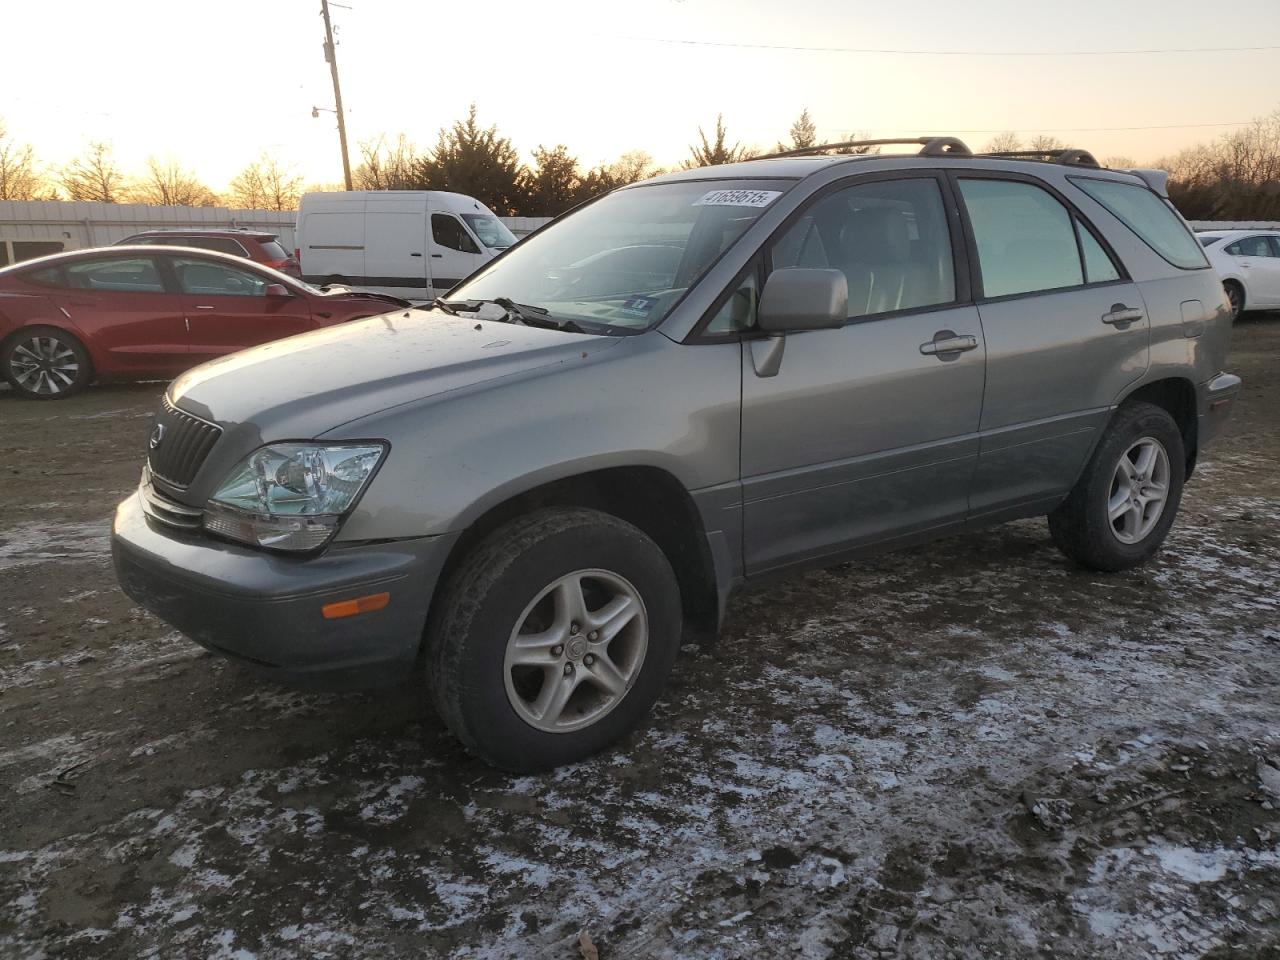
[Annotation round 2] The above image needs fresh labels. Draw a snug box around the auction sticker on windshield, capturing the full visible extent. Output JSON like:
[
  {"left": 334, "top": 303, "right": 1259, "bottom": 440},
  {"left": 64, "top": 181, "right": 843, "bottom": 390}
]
[{"left": 694, "top": 189, "right": 782, "bottom": 207}]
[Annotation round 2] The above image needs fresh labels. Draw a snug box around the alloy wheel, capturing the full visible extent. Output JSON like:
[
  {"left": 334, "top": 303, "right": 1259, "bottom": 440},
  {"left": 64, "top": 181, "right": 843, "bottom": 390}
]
[
  {"left": 7, "top": 335, "right": 81, "bottom": 396},
  {"left": 1107, "top": 436, "right": 1171, "bottom": 544},
  {"left": 503, "top": 568, "right": 649, "bottom": 733}
]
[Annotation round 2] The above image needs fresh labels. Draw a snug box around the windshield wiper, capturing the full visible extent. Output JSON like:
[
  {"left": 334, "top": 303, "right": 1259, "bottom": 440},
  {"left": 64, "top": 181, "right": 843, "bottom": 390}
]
[{"left": 438, "top": 297, "right": 586, "bottom": 334}]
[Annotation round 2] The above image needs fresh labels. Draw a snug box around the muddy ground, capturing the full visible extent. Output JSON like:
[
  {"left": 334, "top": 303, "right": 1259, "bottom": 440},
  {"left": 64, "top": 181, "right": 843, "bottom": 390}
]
[{"left": 1, "top": 319, "right": 1278, "bottom": 960}]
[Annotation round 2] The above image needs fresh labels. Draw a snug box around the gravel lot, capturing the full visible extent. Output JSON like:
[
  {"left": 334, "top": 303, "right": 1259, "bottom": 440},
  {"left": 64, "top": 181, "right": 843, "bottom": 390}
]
[{"left": 1, "top": 318, "right": 1278, "bottom": 959}]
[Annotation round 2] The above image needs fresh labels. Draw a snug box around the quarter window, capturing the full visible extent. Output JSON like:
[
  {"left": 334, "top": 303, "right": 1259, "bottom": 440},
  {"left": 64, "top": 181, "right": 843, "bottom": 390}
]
[
  {"left": 1071, "top": 177, "right": 1208, "bottom": 269},
  {"left": 65, "top": 257, "right": 164, "bottom": 293},
  {"left": 770, "top": 177, "right": 955, "bottom": 319},
  {"left": 1224, "top": 236, "right": 1277, "bottom": 258},
  {"left": 958, "top": 179, "right": 1083, "bottom": 298},
  {"left": 432, "top": 214, "right": 481, "bottom": 254},
  {"left": 706, "top": 268, "right": 759, "bottom": 334},
  {"left": 174, "top": 257, "right": 267, "bottom": 297},
  {"left": 1076, "top": 220, "right": 1121, "bottom": 283}
]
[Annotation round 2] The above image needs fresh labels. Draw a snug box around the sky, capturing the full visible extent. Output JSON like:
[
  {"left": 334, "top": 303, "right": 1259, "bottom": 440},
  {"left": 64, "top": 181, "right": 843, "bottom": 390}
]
[{"left": 4, "top": 0, "right": 1279, "bottom": 191}]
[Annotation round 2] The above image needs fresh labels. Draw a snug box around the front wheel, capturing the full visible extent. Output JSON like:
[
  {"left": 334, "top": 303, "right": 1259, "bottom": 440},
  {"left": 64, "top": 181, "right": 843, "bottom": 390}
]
[
  {"left": 2, "top": 326, "right": 92, "bottom": 399},
  {"left": 426, "top": 508, "right": 682, "bottom": 771},
  {"left": 1049, "top": 402, "right": 1185, "bottom": 572}
]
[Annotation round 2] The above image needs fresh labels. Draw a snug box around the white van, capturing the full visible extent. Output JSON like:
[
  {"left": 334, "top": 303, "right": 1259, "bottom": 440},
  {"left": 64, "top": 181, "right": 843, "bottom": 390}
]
[{"left": 295, "top": 191, "right": 517, "bottom": 299}]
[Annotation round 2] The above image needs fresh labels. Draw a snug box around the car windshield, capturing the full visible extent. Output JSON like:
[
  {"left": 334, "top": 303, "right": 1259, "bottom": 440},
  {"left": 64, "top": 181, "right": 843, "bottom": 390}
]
[
  {"left": 449, "top": 180, "right": 791, "bottom": 332},
  {"left": 461, "top": 214, "right": 517, "bottom": 250},
  {"left": 1198, "top": 235, "right": 1222, "bottom": 247}
]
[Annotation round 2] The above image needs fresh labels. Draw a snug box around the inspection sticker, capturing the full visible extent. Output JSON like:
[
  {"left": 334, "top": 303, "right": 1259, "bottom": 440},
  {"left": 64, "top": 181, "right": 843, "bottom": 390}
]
[
  {"left": 618, "top": 295, "right": 658, "bottom": 316},
  {"left": 694, "top": 188, "right": 782, "bottom": 208}
]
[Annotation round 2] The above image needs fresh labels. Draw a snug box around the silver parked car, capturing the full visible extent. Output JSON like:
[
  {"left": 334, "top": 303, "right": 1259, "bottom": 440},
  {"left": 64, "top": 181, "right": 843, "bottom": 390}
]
[{"left": 113, "top": 138, "right": 1241, "bottom": 771}]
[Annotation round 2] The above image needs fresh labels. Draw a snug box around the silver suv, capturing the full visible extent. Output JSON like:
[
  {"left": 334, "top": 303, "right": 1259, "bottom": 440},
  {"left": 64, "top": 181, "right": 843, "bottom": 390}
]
[{"left": 112, "top": 138, "right": 1241, "bottom": 771}]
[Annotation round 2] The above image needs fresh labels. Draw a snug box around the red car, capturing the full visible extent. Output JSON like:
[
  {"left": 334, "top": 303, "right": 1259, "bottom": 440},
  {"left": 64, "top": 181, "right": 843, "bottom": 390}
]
[
  {"left": 0, "top": 246, "right": 408, "bottom": 399},
  {"left": 117, "top": 229, "right": 302, "bottom": 278}
]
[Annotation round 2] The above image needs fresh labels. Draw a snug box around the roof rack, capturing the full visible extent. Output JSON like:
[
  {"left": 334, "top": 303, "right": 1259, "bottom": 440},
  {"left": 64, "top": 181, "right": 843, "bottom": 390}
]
[
  {"left": 757, "top": 136, "right": 974, "bottom": 160},
  {"left": 978, "top": 148, "right": 1101, "bottom": 168}
]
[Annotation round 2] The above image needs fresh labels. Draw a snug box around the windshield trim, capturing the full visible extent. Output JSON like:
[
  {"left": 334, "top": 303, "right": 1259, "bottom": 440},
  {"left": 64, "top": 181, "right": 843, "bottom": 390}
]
[{"left": 448, "top": 176, "right": 800, "bottom": 335}]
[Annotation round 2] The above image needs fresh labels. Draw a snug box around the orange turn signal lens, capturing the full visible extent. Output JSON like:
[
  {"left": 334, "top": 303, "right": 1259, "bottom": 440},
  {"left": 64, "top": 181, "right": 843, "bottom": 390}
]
[{"left": 321, "top": 592, "right": 391, "bottom": 620}]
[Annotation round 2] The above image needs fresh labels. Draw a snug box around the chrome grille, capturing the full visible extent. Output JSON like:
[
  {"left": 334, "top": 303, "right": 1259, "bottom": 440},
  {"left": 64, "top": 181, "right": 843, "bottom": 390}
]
[
  {"left": 147, "top": 396, "right": 221, "bottom": 488},
  {"left": 139, "top": 467, "right": 204, "bottom": 532}
]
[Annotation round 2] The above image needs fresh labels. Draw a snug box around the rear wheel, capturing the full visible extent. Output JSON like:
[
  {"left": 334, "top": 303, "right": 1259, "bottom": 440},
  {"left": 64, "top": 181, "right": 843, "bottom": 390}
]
[
  {"left": 426, "top": 508, "right": 682, "bottom": 771},
  {"left": 1224, "top": 280, "right": 1244, "bottom": 321},
  {"left": 1049, "top": 402, "right": 1185, "bottom": 571},
  {"left": 2, "top": 326, "right": 92, "bottom": 399}
]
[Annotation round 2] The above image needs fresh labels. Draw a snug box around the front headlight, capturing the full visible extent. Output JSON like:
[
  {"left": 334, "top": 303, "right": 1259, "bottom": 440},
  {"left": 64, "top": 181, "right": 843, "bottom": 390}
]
[{"left": 203, "top": 442, "right": 387, "bottom": 552}]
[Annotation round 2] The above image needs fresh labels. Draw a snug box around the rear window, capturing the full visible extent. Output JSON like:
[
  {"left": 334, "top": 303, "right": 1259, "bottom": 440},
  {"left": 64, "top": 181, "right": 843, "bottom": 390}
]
[
  {"left": 1071, "top": 177, "right": 1208, "bottom": 269},
  {"left": 1197, "top": 235, "right": 1222, "bottom": 247},
  {"left": 258, "top": 239, "right": 289, "bottom": 260}
]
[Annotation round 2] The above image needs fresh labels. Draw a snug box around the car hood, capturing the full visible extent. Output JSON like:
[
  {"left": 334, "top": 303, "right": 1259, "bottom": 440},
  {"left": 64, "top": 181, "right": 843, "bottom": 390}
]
[{"left": 168, "top": 308, "right": 622, "bottom": 438}]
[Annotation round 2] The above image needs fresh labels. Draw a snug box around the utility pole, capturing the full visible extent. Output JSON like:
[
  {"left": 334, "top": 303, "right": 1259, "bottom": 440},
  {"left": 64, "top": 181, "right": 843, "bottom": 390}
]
[{"left": 320, "top": 0, "right": 353, "bottom": 190}]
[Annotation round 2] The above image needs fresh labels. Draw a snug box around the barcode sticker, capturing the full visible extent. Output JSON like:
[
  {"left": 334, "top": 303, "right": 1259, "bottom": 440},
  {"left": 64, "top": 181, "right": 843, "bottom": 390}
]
[{"left": 694, "top": 189, "right": 782, "bottom": 208}]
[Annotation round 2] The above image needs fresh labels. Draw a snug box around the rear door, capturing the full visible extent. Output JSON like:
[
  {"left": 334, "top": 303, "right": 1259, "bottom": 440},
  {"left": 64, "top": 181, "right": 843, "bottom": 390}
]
[
  {"left": 49, "top": 255, "right": 188, "bottom": 375},
  {"left": 739, "top": 174, "right": 986, "bottom": 574},
  {"left": 363, "top": 210, "right": 429, "bottom": 297},
  {"left": 428, "top": 212, "right": 486, "bottom": 297},
  {"left": 952, "top": 173, "right": 1148, "bottom": 517},
  {"left": 170, "top": 255, "right": 314, "bottom": 361}
]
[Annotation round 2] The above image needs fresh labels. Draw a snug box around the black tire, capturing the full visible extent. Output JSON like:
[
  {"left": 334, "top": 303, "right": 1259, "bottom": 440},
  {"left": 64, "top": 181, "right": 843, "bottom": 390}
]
[
  {"left": 1049, "top": 401, "right": 1186, "bottom": 572},
  {"left": 1224, "top": 281, "right": 1244, "bottom": 321},
  {"left": 2, "top": 325, "right": 93, "bottom": 400},
  {"left": 426, "top": 507, "right": 682, "bottom": 772}
]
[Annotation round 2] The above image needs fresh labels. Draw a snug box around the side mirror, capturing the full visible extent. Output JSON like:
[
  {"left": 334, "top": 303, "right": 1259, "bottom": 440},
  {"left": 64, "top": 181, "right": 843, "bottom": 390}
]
[
  {"left": 264, "top": 283, "right": 292, "bottom": 298},
  {"left": 757, "top": 268, "right": 848, "bottom": 333}
]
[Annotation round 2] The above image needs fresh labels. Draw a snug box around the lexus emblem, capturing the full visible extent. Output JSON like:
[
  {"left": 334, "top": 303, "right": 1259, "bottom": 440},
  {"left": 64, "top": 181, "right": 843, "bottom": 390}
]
[{"left": 149, "top": 424, "right": 166, "bottom": 449}]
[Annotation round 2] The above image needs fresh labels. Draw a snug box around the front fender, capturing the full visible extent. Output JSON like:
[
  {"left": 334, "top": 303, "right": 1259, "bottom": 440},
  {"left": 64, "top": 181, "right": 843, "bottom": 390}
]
[{"left": 325, "top": 331, "right": 744, "bottom": 542}]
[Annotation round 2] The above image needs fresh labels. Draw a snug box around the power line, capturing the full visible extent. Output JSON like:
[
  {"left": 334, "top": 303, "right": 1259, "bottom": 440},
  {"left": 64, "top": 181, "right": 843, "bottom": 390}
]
[
  {"left": 611, "top": 34, "right": 1280, "bottom": 57},
  {"left": 821, "top": 121, "right": 1255, "bottom": 135}
]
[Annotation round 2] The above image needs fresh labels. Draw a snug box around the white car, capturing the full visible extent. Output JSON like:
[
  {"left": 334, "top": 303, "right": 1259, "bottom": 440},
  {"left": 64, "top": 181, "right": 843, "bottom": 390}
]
[{"left": 1197, "top": 229, "right": 1280, "bottom": 319}]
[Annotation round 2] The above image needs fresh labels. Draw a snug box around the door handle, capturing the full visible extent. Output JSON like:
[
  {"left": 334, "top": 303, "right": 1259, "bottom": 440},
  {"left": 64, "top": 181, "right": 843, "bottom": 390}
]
[
  {"left": 431, "top": 253, "right": 443, "bottom": 258},
  {"left": 194, "top": 305, "right": 215, "bottom": 310},
  {"left": 919, "top": 331, "right": 978, "bottom": 358},
  {"left": 1101, "top": 304, "right": 1143, "bottom": 326},
  {"left": 410, "top": 252, "right": 423, "bottom": 257}
]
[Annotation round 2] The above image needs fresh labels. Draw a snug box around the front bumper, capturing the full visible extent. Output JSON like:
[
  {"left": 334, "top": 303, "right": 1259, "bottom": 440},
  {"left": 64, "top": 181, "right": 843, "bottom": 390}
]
[{"left": 112, "top": 490, "right": 457, "bottom": 689}]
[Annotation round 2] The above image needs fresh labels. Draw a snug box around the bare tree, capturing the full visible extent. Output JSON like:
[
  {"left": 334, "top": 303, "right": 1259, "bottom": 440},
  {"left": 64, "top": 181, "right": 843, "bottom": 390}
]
[
  {"left": 1028, "top": 134, "right": 1067, "bottom": 152},
  {"left": 354, "top": 134, "right": 420, "bottom": 191},
  {"left": 685, "top": 115, "right": 754, "bottom": 168},
  {"left": 129, "top": 157, "right": 219, "bottom": 207},
  {"left": 981, "top": 132, "right": 1023, "bottom": 153},
  {"left": 60, "top": 141, "right": 125, "bottom": 202},
  {"left": 228, "top": 152, "right": 304, "bottom": 210},
  {"left": 0, "top": 120, "right": 45, "bottom": 200},
  {"left": 1102, "top": 155, "right": 1137, "bottom": 170},
  {"left": 609, "top": 150, "right": 659, "bottom": 184}
]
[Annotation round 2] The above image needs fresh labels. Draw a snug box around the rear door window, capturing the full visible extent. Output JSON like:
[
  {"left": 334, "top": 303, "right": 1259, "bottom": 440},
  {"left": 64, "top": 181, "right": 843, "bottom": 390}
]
[
  {"left": 173, "top": 257, "right": 267, "bottom": 296},
  {"left": 958, "top": 179, "right": 1083, "bottom": 297},
  {"left": 1070, "top": 177, "right": 1208, "bottom": 269},
  {"left": 65, "top": 257, "right": 165, "bottom": 292}
]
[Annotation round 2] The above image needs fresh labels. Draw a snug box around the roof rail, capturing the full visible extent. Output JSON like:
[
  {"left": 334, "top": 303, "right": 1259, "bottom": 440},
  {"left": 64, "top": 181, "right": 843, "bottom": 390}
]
[
  {"left": 756, "top": 136, "right": 973, "bottom": 161},
  {"left": 979, "top": 148, "right": 1101, "bottom": 169}
]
